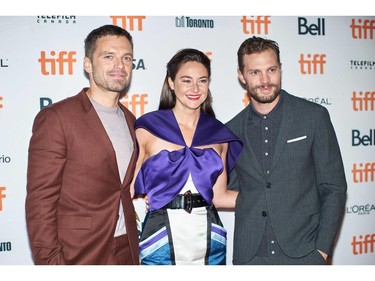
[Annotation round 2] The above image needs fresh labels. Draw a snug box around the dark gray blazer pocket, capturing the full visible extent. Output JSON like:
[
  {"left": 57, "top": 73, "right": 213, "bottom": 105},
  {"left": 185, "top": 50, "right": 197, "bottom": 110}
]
[
  {"left": 58, "top": 215, "right": 92, "bottom": 230},
  {"left": 287, "top": 135, "right": 307, "bottom": 144}
]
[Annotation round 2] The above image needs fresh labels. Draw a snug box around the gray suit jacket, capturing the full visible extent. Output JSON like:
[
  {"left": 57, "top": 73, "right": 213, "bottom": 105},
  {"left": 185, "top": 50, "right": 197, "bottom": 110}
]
[{"left": 226, "top": 90, "right": 347, "bottom": 264}]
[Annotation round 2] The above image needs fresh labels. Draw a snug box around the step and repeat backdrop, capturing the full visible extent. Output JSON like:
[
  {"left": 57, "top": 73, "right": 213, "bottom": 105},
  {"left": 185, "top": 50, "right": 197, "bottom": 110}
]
[{"left": 0, "top": 15, "right": 374, "bottom": 265}]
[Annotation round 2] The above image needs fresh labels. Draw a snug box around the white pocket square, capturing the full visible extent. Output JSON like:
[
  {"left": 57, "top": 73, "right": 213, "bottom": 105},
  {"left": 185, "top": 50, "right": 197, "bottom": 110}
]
[{"left": 287, "top": 136, "right": 307, "bottom": 143}]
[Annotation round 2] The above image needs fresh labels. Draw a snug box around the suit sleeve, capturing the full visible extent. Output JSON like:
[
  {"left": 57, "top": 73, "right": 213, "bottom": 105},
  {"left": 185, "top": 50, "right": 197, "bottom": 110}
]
[
  {"left": 313, "top": 106, "right": 347, "bottom": 257},
  {"left": 25, "top": 108, "right": 67, "bottom": 265},
  {"left": 225, "top": 119, "right": 241, "bottom": 192},
  {"left": 227, "top": 167, "right": 240, "bottom": 191}
]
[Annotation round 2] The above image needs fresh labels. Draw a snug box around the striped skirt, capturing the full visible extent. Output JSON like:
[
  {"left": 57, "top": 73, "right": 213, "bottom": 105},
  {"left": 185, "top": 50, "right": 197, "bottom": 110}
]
[{"left": 139, "top": 205, "right": 227, "bottom": 265}]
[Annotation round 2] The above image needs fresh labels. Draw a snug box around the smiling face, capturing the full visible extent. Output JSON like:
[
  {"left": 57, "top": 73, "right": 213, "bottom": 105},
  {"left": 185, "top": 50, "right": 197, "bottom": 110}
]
[
  {"left": 238, "top": 49, "right": 282, "bottom": 109},
  {"left": 168, "top": 61, "right": 209, "bottom": 111},
  {"left": 84, "top": 35, "right": 133, "bottom": 94}
]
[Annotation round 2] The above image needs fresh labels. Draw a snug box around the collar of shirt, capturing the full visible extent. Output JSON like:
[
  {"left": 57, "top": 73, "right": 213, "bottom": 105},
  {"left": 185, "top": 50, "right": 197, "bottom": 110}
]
[{"left": 247, "top": 93, "right": 284, "bottom": 127}]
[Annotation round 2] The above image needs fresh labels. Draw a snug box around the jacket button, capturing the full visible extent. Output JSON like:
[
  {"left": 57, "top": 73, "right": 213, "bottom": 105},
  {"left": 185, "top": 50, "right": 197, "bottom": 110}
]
[
  {"left": 262, "top": 211, "right": 267, "bottom": 217},
  {"left": 266, "top": 182, "right": 272, "bottom": 189}
]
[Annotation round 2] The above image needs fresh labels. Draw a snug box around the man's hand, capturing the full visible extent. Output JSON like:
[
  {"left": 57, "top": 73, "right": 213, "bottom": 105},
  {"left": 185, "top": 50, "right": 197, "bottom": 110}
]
[{"left": 318, "top": 249, "right": 328, "bottom": 261}]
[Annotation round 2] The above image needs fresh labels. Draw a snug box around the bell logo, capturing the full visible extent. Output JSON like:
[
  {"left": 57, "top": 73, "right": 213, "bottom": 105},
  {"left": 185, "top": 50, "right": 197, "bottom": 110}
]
[
  {"left": 0, "top": 186, "right": 6, "bottom": 211},
  {"left": 298, "top": 17, "right": 325, "bottom": 36},
  {"left": 241, "top": 16, "right": 271, "bottom": 35},
  {"left": 352, "top": 129, "right": 375, "bottom": 146},
  {"left": 38, "top": 51, "right": 76, "bottom": 75}
]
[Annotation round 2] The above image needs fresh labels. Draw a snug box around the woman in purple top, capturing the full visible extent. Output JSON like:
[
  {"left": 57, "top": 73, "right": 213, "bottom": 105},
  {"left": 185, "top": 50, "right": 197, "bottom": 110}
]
[{"left": 131, "top": 48, "right": 243, "bottom": 265}]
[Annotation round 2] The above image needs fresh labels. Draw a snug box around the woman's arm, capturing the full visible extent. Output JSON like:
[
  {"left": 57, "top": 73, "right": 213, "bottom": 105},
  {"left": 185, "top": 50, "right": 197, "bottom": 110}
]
[{"left": 212, "top": 142, "right": 239, "bottom": 209}]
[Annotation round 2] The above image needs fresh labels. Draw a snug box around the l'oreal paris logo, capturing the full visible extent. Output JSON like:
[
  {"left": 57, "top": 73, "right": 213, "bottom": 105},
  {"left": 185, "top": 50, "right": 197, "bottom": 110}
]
[
  {"left": 303, "top": 97, "right": 332, "bottom": 106},
  {"left": 347, "top": 204, "right": 375, "bottom": 215}
]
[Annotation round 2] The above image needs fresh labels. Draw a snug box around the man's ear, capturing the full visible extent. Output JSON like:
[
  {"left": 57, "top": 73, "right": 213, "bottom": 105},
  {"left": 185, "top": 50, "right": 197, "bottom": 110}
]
[
  {"left": 83, "top": 57, "right": 92, "bottom": 74},
  {"left": 237, "top": 69, "right": 246, "bottom": 85}
]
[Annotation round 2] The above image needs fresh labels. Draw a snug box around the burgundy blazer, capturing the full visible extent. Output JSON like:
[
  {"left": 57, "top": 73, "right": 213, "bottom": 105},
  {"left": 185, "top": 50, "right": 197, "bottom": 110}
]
[{"left": 25, "top": 88, "right": 139, "bottom": 264}]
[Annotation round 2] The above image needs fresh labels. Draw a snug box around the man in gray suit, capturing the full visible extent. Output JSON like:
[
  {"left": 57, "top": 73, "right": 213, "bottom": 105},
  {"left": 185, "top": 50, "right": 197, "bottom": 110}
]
[{"left": 226, "top": 36, "right": 347, "bottom": 265}]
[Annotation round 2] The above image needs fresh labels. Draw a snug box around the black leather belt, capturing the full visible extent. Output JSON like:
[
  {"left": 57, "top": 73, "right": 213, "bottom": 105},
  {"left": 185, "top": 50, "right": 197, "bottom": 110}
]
[{"left": 162, "top": 190, "right": 209, "bottom": 213}]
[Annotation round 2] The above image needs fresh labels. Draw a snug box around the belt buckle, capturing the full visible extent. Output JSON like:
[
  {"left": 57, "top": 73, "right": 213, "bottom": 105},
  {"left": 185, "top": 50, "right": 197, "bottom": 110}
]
[{"left": 183, "top": 190, "right": 192, "bottom": 213}]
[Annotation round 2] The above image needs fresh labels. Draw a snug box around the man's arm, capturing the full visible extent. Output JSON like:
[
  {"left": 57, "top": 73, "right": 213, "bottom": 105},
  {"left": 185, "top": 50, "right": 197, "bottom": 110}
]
[
  {"left": 25, "top": 108, "right": 67, "bottom": 265},
  {"left": 313, "top": 107, "right": 347, "bottom": 257}
]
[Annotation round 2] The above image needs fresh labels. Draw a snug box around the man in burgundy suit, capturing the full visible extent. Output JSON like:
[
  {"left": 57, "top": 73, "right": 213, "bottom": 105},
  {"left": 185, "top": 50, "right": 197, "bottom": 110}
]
[{"left": 25, "top": 25, "right": 139, "bottom": 265}]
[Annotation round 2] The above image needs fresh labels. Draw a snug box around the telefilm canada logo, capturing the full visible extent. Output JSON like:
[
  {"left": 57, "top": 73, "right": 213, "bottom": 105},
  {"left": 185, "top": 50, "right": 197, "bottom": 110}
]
[
  {"left": 175, "top": 16, "right": 214, "bottom": 28},
  {"left": 350, "top": 60, "right": 375, "bottom": 70},
  {"left": 36, "top": 16, "right": 77, "bottom": 24}
]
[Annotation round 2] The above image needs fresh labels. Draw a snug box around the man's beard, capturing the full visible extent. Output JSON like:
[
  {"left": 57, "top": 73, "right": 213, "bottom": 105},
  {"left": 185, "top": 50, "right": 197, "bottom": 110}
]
[
  {"left": 92, "top": 69, "right": 131, "bottom": 94},
  {"left": 247, "top": 83, "right": 281, "bottom": 104}
]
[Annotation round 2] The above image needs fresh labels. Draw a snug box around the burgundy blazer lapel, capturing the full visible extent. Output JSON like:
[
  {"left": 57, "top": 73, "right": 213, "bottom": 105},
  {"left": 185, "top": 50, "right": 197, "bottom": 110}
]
[
  {"left": 78, "top": 89, "right": 120, "bottom": 182},
  {"left": 118, "top": 103, "right": 139, "bottom": 264},
  {"left": 119, "top": 103, "right": 137, "bottom": 188}
]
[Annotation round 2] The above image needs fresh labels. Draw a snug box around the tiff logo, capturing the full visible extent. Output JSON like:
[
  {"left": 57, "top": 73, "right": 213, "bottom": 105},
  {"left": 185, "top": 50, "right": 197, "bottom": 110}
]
[
  {"left": 0, "top": 96, "right": 3, "bottom": 109},
  {"left": 352, "top": 233, "right": 375, "bottom": 255},
  {"left": 351, "top": 18, "right": 375, "bottom": 39},
  {"left": 38, "top": 51, "right": 76, "bottom": 75},
  {"left": 0, "top": 186, "right": 6, "bottom": 211},
  {"left": 241, "top": 16, "right": 271, "bottom": 35},
  {"left": 110, "top": 16, "right": 146, "bottom": 31},
  {"left": 40, "top": 94, "right": 149, "bottom": 115},
  {"left": 299, "top": 54, "right": 326, "bottom": 74},
  {"left": 352, "top": 91, "right": 375, "bottom": 111},
  {"left": 352, "top": 162, "right": 375, "bottom": 183},
  {"left": 243, "top": 92, "right": 250, "bottom": 108},
  {"left": 120, "top": 93, "right": 148, "bottom": 117}
]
